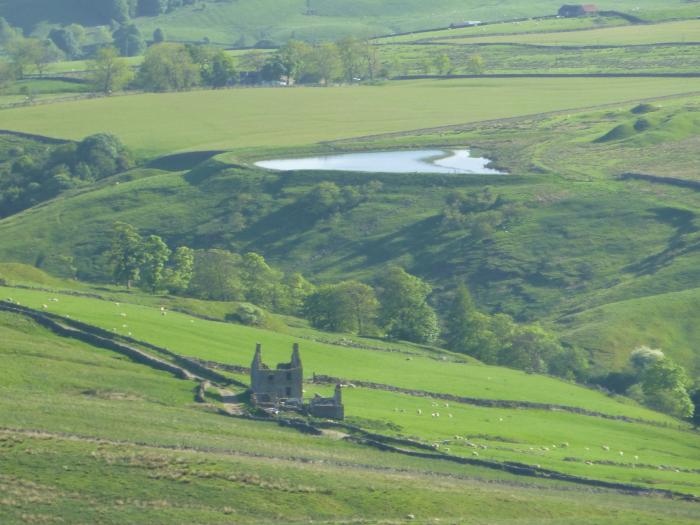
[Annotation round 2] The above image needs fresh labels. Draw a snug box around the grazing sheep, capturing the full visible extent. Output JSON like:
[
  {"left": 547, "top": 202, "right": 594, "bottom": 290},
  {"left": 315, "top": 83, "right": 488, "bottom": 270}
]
[
  {"left": 42, "top": 304, "right": 48, "bottom": 309},
  {"left": 417, "top": 409, "right": 422, "bottom": 415},
  {"left": 448, "top": 413, "right": 453, "bottom": 418},
  {"left": 619, "top": 451, "right": 624, "bottom": 456},
  {"left": 120, "top": 313, "right": 127, "bottom": 317},
  {"left": 602, "top": 445, "right": 610, "bottom": 451},
  {"left": 472, "top": 451, "right": 479, "bottom": 456}
]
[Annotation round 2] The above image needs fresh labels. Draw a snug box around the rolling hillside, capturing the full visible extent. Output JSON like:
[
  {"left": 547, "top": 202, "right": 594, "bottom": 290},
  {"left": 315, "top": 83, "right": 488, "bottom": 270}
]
[
  {"left": 1, "top": 268, "right": 699, "bottom": 506},
  {"left": 2, "top": 3, "right": 700, "bottom": 523},
  {"left": 2, "top": 0, "right": 700, "bottom": 44},
  {"left": 2, "top": 93, "right": 700, "bottom": 374},
  {"left": 3, "top": 304, "right": 699, "bottom": 524}
]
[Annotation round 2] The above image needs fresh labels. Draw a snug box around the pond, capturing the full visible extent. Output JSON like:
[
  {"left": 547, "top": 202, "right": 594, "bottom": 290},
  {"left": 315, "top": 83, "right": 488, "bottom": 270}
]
[{"left": 254, "top": 149, "right": 504, "bottom": 174}]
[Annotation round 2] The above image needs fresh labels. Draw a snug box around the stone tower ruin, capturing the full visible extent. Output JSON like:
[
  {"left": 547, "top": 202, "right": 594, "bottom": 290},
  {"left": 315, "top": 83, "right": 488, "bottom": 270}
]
[{"left": 250, "top": 342, "right": 303, "bottom": 405}]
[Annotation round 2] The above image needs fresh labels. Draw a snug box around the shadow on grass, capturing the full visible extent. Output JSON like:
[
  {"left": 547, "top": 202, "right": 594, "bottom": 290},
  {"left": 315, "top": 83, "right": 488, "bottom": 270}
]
[
  {"left": 626, "top": 207, "right": 700, "bottom": 276},
  {"left": 148, "top": 151, "right": 226, "bottom": 172}
]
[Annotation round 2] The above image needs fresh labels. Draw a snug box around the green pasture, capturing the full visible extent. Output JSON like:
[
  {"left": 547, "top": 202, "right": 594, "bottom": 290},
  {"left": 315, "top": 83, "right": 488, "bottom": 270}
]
[
  {"left": 43, "top": 50, "right": 270, "bottom": 76},
  {"left": 377, "top": 15, "right": 629, "bottom": 44},
  {"left": 1, "top": 78, "right": 699, "bottom": 157},
  {"left": 1, "top": 79, "right": 90, "bottom": 96},
  {"left": 1, "top": 285, "right": 678, "bottom": 424},
  {"left": 381, "top": 42, "right": 700, "bottom": 75},
  {"left": 438, "top": 19, "right": 700, "bottom": 46},
  {"left": 340, "top": 388, "right": 700, "bottom": 494},
  {"left": 2, "top": 311, "right": 698, "bottom": 524}
]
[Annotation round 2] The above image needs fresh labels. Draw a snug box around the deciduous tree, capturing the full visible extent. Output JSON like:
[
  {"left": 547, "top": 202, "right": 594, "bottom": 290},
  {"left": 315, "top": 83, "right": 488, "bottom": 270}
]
[
  {"left": 108, "top": 222, "right": 144, "bottom": 288},
  {"left": 138, "top": 43, "right": 200, "bottom": 91},
  {"left": 90, "top": 46, "right": 133, "bottom": 94},
  {"left": 139, "top": 235, "right": 171, "bottom": 291}
]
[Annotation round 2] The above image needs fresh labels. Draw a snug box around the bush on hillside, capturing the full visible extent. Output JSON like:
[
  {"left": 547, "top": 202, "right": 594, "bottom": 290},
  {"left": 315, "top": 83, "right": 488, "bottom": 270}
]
[{"left": 0, "top": 133, "right": 133, "bottom": 217}]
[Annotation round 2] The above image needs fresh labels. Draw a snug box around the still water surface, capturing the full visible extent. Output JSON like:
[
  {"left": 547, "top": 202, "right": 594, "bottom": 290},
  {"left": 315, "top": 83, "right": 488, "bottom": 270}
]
[{"left": 255, "top": 149, "right": 503, "bottom": 174}]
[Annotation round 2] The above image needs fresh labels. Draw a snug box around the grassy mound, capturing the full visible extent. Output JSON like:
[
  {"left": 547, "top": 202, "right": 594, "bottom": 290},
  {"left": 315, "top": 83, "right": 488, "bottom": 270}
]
[
  {"left": 595, "top": 122, "right": 637, "bottom": 142},
  {"left": 631, "top": 103, "right": 661, "bottom": 114}
]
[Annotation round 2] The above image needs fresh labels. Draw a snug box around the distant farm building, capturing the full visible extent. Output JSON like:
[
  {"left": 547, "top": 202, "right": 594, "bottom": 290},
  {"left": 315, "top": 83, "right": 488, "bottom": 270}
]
[
  {"left": 558, "top": 4, "right": 598, "bottom": 17},
  {"left": 250, "top": 343, "right": 344, "bottom": 419}
]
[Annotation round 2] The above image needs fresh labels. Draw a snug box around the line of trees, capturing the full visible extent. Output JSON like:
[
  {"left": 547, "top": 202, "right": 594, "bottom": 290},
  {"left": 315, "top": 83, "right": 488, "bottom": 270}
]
[
  {"left": 258, "top": 38, "right": 383, "bottom": 85},
  {"left": 106, "top": 222, "right": 697, "bottom": 419},
  {"left": 304, "top": 267, "right": 440, "bottom": 344}
]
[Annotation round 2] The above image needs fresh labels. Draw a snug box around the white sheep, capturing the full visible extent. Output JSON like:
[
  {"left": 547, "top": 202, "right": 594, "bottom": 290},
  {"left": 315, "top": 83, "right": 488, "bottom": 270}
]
[{"left": 416, "top": 409, "right": 422, "bottom": 415}]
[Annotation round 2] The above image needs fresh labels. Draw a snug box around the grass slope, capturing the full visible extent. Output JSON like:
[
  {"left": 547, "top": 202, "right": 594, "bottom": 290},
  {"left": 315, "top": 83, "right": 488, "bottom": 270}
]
[
  {"left": 2, "top": 283, "right": 700, "bottom": 496},
  {"left": 1, "top": 78, "right": 699, "bottom": 157},
  {"left": 2, "top": 310, "right": 699, "bottom": 523},
  {"left": 436, "top": 19, "right": 700, "bottom": 45}
]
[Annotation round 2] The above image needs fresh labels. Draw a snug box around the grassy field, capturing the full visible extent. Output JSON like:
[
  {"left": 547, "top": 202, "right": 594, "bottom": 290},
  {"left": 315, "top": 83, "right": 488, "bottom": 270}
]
[
  {"left": 437, "top": 19, "right": 700, "bottom": 46},
  {"left": 2, "top": 310, "right": 699, "bottom": 523},
  {"left": 381, "top": 42, "right": 700, "bottom": 75},
  {"left": 1, "top": 78, "right": 699, "bottom": 157},
  {"left": 376, "top": 15, "right": 631, "bottom": 44}
]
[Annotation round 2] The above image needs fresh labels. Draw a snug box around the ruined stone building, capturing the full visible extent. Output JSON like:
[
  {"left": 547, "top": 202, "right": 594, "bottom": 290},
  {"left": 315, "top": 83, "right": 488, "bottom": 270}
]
[
  {"left": 250, "top": 343, "right": 303, "bottom": 404},
  {"left": 249, "top": 343, "right": 344, "bottom": 419}
]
